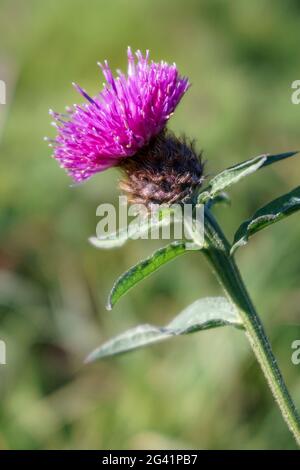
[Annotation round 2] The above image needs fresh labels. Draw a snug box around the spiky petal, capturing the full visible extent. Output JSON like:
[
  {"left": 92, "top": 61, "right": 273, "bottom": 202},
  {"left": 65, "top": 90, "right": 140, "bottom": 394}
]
[{"left": 48, "top": 48, "right": 190, "bottom": 182}]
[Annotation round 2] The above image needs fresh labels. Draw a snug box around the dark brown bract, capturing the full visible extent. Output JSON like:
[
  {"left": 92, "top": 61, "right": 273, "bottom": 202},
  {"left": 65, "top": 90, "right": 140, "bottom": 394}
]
[{"left": 119, "top": 130, "right": 204, "bottom": 207}]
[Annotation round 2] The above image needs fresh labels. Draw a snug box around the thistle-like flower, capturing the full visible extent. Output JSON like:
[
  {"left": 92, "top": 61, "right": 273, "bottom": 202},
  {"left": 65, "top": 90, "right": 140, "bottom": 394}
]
[{"left": 48, "top": 48, "right": 203, "bottom": 205}]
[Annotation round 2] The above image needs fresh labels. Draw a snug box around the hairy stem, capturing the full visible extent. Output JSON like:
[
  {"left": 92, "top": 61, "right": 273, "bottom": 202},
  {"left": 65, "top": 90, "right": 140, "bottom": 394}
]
[{"left": 202, "top": 207, "right": 300, "bottom": 445}]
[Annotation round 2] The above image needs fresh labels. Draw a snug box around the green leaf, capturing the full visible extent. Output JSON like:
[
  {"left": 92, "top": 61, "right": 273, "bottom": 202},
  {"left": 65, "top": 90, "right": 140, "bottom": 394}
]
[
  {"left": 85, "top": 297, "right": 243, "bottom": 362},
  {"left": 231, "top": 186, "right": 300, "bottom": 255},
  {"left": 167, "top": 296, "right": 243, "bottom": 332},
  {"left": 89, "top": 208, "right": 174, "bottom": 249},
  {"left": 199, "top": 151, "right": 298, "bottom": 203},
  {"left": 107, "top": 241, "right": 196, "bottom": 310}
]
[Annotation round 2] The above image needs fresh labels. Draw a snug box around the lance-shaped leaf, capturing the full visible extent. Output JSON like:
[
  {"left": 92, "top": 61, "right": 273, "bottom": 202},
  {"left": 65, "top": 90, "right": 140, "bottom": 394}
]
[
  {"left": 107, "top": 241, "right": 197, "bottom": 310},
  {"left": 198, "top": 151, "right": 298, "bottom": 203},
  {"left": 86, "top": 297, "right": 243, "bottom": 362},
  {"left": 89, "top": 207, "right": 174, "bottom": 249},
  {"left": 231, "top": 186, "right": 300, "bottom": 255}
]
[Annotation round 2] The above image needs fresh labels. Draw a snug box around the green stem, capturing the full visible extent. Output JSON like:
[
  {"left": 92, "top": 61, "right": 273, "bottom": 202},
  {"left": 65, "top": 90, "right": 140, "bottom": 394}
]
[{"left": 202, "top": 207, "right": 300, "bottom": 445}]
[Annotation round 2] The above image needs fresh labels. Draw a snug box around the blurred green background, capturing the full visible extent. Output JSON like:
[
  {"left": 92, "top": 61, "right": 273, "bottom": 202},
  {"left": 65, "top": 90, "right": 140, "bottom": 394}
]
[{"left": 0, "top": 0, "right": 300, "bottom": 450}]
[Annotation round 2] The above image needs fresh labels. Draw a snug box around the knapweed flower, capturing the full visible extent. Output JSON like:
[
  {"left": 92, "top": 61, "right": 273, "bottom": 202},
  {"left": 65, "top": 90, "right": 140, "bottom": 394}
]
[{"left": 48, "top": 48, "right": 203, "bottom": 206}]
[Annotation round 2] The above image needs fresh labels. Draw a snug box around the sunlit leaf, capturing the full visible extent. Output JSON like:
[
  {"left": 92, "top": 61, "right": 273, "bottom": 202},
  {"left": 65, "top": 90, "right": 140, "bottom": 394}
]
[
  {"left": 167, "top": 296, "right": 243, "bottom": 332},
  {"left": 199, "top": 151, "right": 298, "bottom": 203},
  {"left": 107, "top": 241, "right": 197, "bottom": 310},
  {"left": 86, "top": 297, "right": 243, "bottom": 362},
  {"left": 231, "top": 186, "right": 300, "bottom": 255}
]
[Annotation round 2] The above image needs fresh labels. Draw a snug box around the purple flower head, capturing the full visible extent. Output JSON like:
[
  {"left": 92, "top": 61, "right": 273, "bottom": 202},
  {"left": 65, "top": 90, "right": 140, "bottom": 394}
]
[{"left": 48, "top": 47, "right": 190, "bottom": 182}]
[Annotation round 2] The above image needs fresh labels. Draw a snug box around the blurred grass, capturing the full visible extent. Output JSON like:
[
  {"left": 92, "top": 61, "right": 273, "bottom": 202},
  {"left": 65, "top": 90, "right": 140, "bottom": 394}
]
[{"left": 0, "top": 0, "right": 300, "bottom": 449}]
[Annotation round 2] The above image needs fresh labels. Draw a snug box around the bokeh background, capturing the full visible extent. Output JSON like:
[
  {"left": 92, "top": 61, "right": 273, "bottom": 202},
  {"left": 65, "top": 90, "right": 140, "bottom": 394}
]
[{"left": 0, "top": 0, "right": 300, "bottom": 450}]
